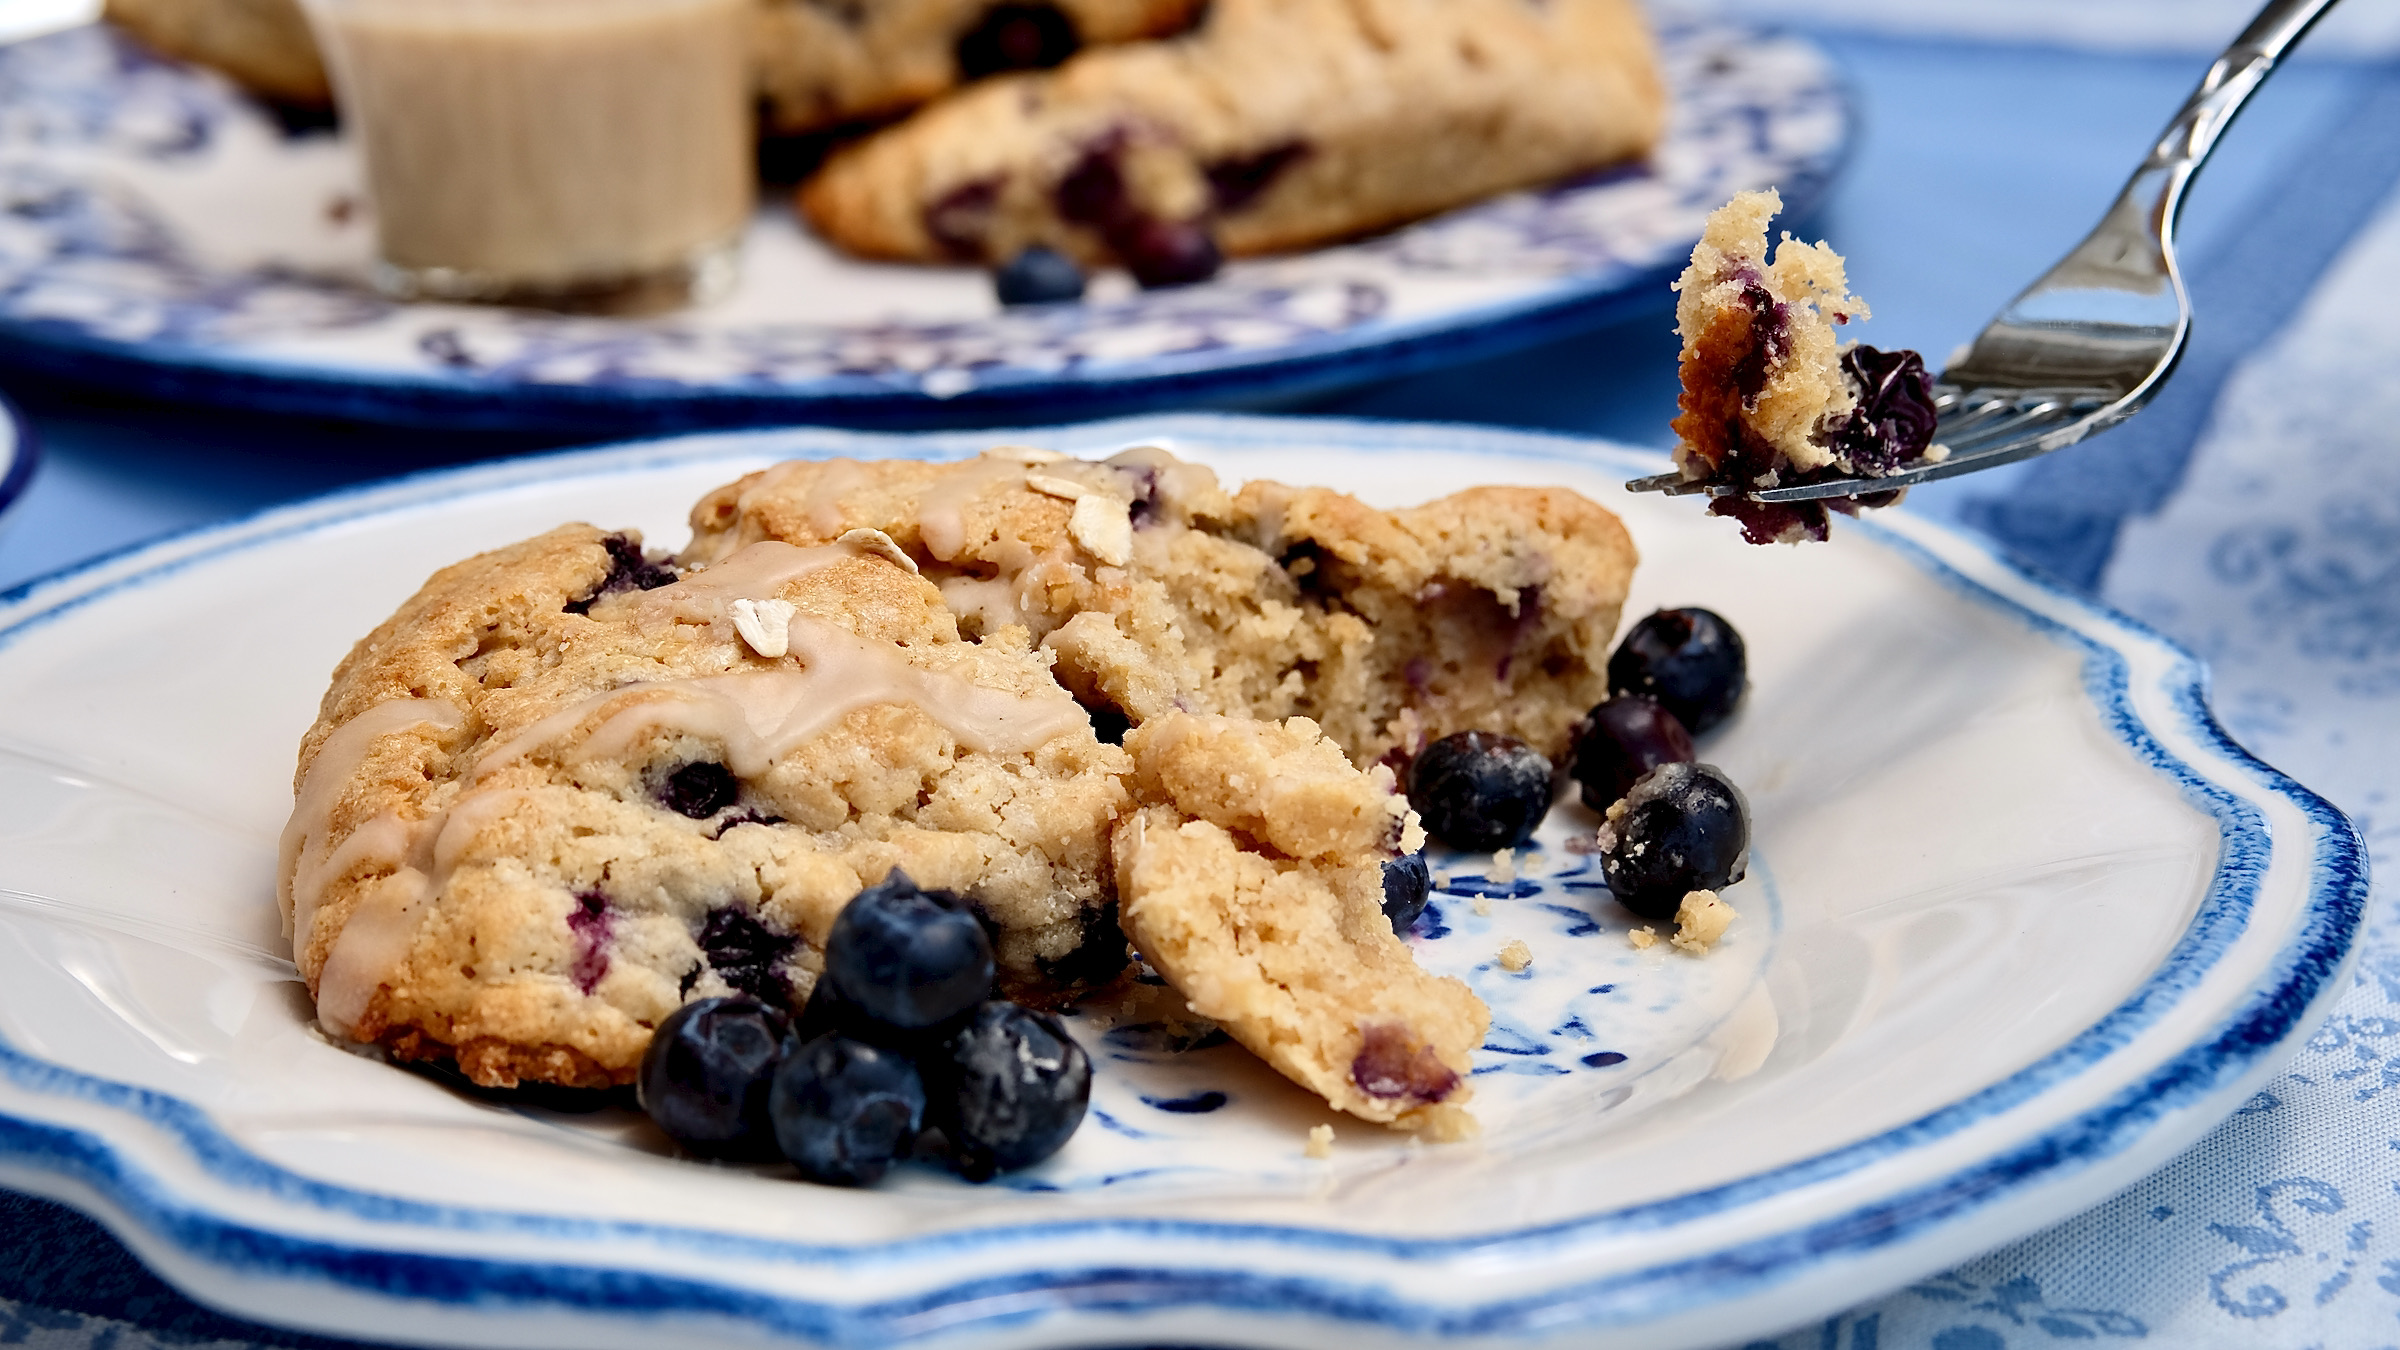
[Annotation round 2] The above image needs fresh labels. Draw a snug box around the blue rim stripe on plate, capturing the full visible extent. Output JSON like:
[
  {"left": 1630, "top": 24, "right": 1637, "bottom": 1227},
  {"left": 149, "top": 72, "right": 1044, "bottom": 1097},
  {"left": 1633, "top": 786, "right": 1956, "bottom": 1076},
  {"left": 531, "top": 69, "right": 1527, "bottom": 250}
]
[{"left": 0, "top": 415, "right": 2364, "bottom": 1340}]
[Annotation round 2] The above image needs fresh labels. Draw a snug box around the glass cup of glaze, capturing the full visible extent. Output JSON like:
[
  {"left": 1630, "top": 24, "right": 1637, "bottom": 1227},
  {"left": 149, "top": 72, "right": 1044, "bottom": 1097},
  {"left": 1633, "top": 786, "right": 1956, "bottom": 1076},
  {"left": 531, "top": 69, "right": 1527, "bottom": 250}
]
[{"left": 301, "top": 0, "right": 753, "bottom": 312}]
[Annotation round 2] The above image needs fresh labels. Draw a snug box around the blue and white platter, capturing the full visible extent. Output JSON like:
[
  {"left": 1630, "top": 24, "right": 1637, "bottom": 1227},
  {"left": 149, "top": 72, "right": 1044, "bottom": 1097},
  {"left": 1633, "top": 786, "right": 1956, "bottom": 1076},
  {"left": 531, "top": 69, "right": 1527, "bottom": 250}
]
[
  {"left": 0, "top": 415, "right": 2362, "bottom": 1349},
  {"left": 0, "top": 21, "right": 1848, "bottom": 434}
]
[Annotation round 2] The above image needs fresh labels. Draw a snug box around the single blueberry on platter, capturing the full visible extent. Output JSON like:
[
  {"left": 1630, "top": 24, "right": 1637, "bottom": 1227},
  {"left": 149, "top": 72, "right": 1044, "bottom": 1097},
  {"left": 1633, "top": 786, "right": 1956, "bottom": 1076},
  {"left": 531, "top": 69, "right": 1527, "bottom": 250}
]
[
  {"left": 636, "top": 996, "right": 790, "bottom": 1160},
  {"left": 1569, "top": 695, "right": 1696, "bottom": 811},
  {"left": 822, "top": 870, "right": 996, "bottom": 1030},
  {"left": 1409, "top": 730, "right": 1554, "bottom": 852},
  {"left": 1382, "top": 852, "right": 1432, "bottom": 934},
  {"left": 1607, "top": 608, "right": 1747, "bottom": 737},
  {"left": 929, "top": 1001, "right": 1092, "bottom": 1181},
  {"left": 770, "top": 1035, "right": 928, "bottom": 1187},
  {"left": 993, "top": 245, "right": 1087, "bottom": 306},
  {"left": 1596, "top": 761, "right": 1751, "bottom": 922}
]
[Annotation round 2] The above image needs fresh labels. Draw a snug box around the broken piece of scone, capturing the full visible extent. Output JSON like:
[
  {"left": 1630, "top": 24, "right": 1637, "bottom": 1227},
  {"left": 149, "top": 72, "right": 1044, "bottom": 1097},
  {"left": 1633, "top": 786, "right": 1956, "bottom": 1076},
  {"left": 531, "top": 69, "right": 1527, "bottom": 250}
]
[
  {"left": 1116, "top": 714, "right": 1486, "bottom": 1136},
  {"left": 1669, "top": 188, "right": 1943, "bottom": 544}
]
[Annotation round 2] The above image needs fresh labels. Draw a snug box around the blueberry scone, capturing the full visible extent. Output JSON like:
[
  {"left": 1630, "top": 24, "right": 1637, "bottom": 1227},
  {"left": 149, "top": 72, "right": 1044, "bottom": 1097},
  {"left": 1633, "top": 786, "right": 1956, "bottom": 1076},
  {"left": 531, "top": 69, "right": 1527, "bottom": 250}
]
[
  {"left": 279, "top": 525, "right": 1134, "bottom": 1089},
  {"left": 105, "top": 0, "right": 331, "bottom": 104},
  {"left": 798, "top": 0, "right": 1665, "bottom": 276},
  {"left": 1669, "top": 189, "right": 1942, "bottom": 544},
  {"left": 756, "top": 0, "right": 1207, "bottom": 136},
  {"left": 683, "top": 445, "right": 1638, "bottom": 767},
  {"left": 1115, "top": 714, "right": 1484, "bottom": 1136}
]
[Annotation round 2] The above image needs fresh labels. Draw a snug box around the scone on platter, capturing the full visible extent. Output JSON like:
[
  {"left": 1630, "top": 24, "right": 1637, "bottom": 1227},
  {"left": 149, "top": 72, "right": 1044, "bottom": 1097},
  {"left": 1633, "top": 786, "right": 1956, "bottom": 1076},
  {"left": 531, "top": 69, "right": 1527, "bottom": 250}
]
[
  {"left": 800, "top": 0, "right": 1665, "bottom": 274},
  {"left": 1668, "top": 189, "right": 1943, "bottom": 544},
  {"left": 756, "top": 0, "right": 1207, "bottom": 136},
  {"left": 280, "top": 446, "right": 1636, "bottom": 1140}
]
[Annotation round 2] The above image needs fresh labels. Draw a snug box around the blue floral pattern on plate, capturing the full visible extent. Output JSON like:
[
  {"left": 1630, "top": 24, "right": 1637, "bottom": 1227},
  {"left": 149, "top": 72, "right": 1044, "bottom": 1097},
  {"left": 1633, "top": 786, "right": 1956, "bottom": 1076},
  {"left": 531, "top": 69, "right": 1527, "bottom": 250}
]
[{"left": 0, "top": 21, "right": 1849, "bottom": 429}]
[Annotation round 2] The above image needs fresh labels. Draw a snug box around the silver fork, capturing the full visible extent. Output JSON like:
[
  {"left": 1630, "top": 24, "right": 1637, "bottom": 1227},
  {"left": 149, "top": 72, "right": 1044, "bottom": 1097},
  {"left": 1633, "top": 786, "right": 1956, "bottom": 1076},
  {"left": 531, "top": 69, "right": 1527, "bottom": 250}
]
[{"left": 1630, "top": 0, "right": 2340, "bottom": 506}]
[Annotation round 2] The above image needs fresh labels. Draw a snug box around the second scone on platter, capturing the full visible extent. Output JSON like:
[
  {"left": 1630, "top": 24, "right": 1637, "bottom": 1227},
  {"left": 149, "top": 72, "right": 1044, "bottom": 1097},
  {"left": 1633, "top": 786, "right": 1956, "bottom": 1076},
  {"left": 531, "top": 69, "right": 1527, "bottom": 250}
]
[
  {"left": 278, "top": 445, "right": 1635, "bottom": 1134},
  {"left": 800, "top": 0, "right": 1666, "bottom": 272}
]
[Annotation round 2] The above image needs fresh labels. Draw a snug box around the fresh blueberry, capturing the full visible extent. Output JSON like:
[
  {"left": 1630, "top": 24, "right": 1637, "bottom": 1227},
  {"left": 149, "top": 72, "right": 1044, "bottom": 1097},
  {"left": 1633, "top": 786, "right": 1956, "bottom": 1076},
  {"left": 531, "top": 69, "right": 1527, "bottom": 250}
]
[
  {"left": 659, "top": 760, "right": 739, "bottom": 818},
  {"left": 1382, "top": 852, "right": 1432, "bottom": 934},
  {"left": 1117, "top": 217, "right": 1222, "bottom": 288},
  {"left": 1596, "top": 762, "right": 1749, "bottom": 922},
  {"left": 636, "top": 996, "right": 790, "bottom": 1160},
  {"left": 1607, "top": 608, "right": 1747, "bottom": 737},
  {"left": 928, "top": 1001, "right": 1091, "bottom": 1180},
  {"left": 1569, "top": 696, "right": 1696, "bottom": 811},
  {"left": 993, "top": 245, "right": 1087, "bottom": 306},
  {"left": 822, "top": 871, "right": 995, "bottom": 1031},
  {"left": 769, "top": 1035, "right": 927, "bottom": 1186},
  {"left": 1407, "top": 731, "right": 1553, "bottom": 852}
]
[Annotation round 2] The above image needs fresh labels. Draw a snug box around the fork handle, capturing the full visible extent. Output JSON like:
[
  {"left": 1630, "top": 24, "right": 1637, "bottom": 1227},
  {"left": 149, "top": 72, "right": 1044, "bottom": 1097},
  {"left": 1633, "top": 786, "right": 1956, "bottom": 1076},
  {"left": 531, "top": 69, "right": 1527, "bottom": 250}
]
[{"left": 2155, "top": 0, "right": 2342, "bottom": 184}]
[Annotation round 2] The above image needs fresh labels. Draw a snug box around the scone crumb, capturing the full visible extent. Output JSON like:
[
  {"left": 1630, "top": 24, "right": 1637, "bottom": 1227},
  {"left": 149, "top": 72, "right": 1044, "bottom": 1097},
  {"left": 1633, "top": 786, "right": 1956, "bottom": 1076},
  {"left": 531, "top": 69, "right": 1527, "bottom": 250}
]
[
  {"left": 1473, "top": 894, "right": 1493, "bottom": 917},
  {"left": 1629, "top": 925, "right": 1659, "bottom": 950},
  {"left": 1924, "top": 442, "right": 1953, "bottom": 463},
  {"left": 1492, "top": 848, "right": 1517, "bottom": 883},
  {"left": 1306, "top": 1123, "right": 1335, "bottom": 1159},
  {"left": 1070, "top": 494, "right": 1134, "bottom": 565},
  {"left": 983, "top": 445, "right": 1068, "bottom": 464},
  {"left": 729, "top": 597, "right": 796, "bottom": 658},
  {"left": 1497, "top": 938, "right": 1532, "bottom": 972},
  {"left": 1026, "top": 473, "right": 1091, "bottom": 502},
  {"left": 1671, "top": 890, "right": 1738, "bottom": 954},
  {"left": 836, "top": 527, "right": 918, "bottom": 574}
]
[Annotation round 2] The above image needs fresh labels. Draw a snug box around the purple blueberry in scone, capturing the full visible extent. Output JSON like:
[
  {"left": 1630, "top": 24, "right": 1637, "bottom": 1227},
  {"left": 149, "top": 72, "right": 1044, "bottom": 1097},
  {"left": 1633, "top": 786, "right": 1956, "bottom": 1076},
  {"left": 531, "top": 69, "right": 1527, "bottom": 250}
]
[{"left": 1669, "top": 190, "right": 1943, "bottom": 543}]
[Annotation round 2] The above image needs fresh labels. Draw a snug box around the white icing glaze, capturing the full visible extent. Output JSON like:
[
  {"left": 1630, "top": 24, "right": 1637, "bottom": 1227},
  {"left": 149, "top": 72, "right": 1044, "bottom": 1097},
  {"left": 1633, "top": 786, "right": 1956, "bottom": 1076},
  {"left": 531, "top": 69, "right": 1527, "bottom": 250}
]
[
  {"left": 613, "top": 539, "right": 858, "bottom": 629},
  {"left": 938, "top": 574, "right": 1029, "bottom": 635},
  {"left": 917, "top": 453, "right": 1031, "bottom": 562},
  {"left": 312, "top": 787, "right": 536, "bottom": 1038},
  {"left": 479, "top": 614, "right": 1086, "bottom": 779},
  {"left": 314, "top": 866, "right": 434, "bottom": 1037},
  {"left": 277, "top": 698, "right": 465, "bottom": 942}
]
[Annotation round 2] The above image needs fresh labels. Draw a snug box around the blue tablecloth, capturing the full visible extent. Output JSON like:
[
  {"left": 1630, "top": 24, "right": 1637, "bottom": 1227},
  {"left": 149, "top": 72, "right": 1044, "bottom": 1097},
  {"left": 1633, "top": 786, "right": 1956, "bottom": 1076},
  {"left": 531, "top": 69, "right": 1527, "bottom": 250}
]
[{"left": 3, "top": 11, "right": 2398, "bottom": 1348}]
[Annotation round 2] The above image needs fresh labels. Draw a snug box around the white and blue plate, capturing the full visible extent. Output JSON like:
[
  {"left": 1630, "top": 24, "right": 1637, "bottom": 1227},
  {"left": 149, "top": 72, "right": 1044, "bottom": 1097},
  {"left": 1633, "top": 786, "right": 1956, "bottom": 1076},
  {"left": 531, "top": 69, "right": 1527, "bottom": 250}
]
[
  {"left": 0, "top": 415, "right": 2362, "bottom": 1348},
  {"left": 0, "top": 21, "right": 1848, "bottom": 435}
]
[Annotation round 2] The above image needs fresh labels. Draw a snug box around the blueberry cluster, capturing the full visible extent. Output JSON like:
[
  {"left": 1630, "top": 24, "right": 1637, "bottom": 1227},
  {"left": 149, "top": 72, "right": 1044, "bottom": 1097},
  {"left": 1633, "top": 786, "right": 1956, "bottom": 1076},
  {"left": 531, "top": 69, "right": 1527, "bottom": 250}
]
[
  {"left": 637, "top": 871, "right": 1090, "bottom": 1186},
  {"left": 1570, "top": 608, "right": 1755, "bottom": 920}
]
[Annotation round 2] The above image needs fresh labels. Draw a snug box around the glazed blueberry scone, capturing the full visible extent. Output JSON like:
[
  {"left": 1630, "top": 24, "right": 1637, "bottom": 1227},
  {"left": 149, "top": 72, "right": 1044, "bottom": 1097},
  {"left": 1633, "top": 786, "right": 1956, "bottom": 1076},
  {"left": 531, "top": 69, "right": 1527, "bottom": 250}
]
[
  {"left": 1114, "top": 715, "right": 1484, "bottom": 1136},
  {"left": 756, "top": 0, "right": 1207, "bottom": 136},
  {"left": 798, "top": 0, "right": 1665, "bottom": 278},
  {"left": 1669, "top": 189, "right": 1943, "bottom": 544},
  {"left": 682, "top": 445, "right": 1638, "bottom": 768},
  {"left": 279, "top": 525, "right": 1134, "bottom": 1088}
]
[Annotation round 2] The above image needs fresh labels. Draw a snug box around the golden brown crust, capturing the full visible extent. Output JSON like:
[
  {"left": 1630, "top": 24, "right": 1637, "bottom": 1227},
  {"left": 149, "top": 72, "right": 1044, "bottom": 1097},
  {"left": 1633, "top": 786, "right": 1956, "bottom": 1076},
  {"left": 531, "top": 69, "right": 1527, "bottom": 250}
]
[
  {"left": 106, "top": 0, "right": 330, "bottom": 104},
  {"left": 800, "top": 0, "right": 1665, "bottom": 266}
]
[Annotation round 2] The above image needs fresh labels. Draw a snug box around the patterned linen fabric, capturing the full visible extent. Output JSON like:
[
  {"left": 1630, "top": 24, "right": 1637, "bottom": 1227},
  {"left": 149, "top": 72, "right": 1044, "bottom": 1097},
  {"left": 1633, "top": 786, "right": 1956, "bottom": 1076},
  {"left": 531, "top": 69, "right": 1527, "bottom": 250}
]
[
  {"left": 1741, "top": 185, "right": 2400, "bottom": 1349},
  {"left": 1683, "top": 0, "right": 2400, "bottom": 56}
]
